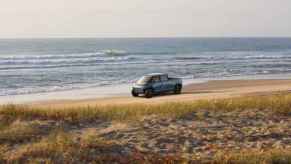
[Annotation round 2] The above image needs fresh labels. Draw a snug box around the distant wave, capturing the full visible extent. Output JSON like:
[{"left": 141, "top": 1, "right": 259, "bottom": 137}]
[
  {"left": 0, "top": 52, "right": 104, "bottom": 60},
  {"left": 0, "top": 51, "right": 138, "bottom": 66},
  {"left": 174, "top": 55, "right": 291, "bottom": 61},
  {"left": 101, "top": 49, "right": 128, "bottom": 56},
  {"left": 0, "top": 50, "right": 177, "bottom": 61},
  {"left": 132, "top": 52, "right": 177, "bottom": 55},
  {"left": 101, "top": 50, "right": 177, "bottom": 56},
  {"left": 175, "top": 57, "right": 208, "bottom": 60},
  {"left": 0, "top": 60, "right": 144, "bottom": 70},
  {"left": 243, "top": 55, "right": 291, "bottom": 59},
  {"left": 251, "top": 63, "right": 291, "bottom": 68}
]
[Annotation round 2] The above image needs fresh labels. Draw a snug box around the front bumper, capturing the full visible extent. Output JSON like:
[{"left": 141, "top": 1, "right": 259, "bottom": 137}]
[
  {"left": 132, "top": 87, "right": 145, "bottom": 94},
  {"left": 132, "top": 84, "right": 150, "bottom": 94}
]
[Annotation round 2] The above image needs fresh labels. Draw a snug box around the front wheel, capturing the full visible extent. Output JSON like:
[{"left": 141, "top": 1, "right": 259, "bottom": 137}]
[
  {"left": 174, "top": 85, "right": 182, "bottom": 94},
  {"left": 131, "top": 90, "right": 139, "bottom": 97},
  {"left": 144, "top": 89, "right": 153, "bottom": 98}
]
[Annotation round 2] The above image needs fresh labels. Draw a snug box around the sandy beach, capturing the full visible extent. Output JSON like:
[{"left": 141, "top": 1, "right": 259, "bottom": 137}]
[{"left": 27, "top": 79, "right": 291, "bottom": 109}]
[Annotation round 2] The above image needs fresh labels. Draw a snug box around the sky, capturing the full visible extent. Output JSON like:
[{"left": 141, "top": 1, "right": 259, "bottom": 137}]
[{"left": 0, "top": 0, "right": 291, "bottom": 38}]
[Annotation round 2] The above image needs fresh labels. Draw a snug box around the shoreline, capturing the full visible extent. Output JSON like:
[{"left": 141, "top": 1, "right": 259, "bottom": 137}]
[
  {"left": 1, "top": 73, "right": 291, "bottom": 106},
  {"left": 26, "top": 78, "right": 291, "bottom": 109}
]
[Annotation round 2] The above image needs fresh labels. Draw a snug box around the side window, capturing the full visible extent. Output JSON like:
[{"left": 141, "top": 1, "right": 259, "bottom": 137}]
[
  {"left": 152, "top": 76, "right": 161, "bottom": 82},
  {"left": 160, "top": 75, "right": 168, "bottom": 82}
]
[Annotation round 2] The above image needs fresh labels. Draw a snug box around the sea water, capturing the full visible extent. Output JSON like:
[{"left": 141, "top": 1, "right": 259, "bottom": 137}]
[{"left": 1, "top": 37, "right": 291, "bottom": 96}]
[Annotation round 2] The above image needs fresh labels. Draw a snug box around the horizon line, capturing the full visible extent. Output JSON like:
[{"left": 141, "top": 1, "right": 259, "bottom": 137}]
[{"left": 1, "top": 36, "right": 291, "bottom": 40}]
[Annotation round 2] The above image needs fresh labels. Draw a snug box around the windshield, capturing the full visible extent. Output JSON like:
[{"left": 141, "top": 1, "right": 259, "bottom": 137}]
[{"left": 137, "top": 76, "right": 152, "bottom": 84}]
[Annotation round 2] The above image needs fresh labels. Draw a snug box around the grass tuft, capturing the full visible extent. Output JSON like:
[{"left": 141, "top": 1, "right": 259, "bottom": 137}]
[
  {"left": 1, "top": 94, "right": 291, "bottom": 124},
  {"left": 0, "top": 120, "right": 53, "bottom": 144},
  {"left": 213, "top": 149, "right": 291, "bottom": 164}
]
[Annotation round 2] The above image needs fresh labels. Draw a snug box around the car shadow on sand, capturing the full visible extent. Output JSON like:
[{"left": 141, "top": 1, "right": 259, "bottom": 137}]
[{"left": 133, "top": 90, "right": 219, "bottom": 98}]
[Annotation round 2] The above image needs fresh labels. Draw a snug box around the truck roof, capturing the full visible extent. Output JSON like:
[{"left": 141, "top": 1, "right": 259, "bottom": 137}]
[{"left": 146, "top": 73, "right": 167, "bottom": 77}]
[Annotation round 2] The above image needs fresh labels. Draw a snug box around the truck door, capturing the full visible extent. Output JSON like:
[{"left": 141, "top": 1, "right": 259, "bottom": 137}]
[
  {"left": 160, "top": 75, "right": 171, "bottom": 91},
  {"left": 151, "top": 76, "right": 163, "bottom": 92}
]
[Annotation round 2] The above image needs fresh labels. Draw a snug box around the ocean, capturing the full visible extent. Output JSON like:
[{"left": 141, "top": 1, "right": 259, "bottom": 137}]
[{"left": 1, "top": 37, "right": 291, "bottom": 97}]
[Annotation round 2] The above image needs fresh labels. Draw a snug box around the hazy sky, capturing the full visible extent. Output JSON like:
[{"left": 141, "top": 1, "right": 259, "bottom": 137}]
[{"left": 1, "top": 0, "right": 291, "bottom": 38}]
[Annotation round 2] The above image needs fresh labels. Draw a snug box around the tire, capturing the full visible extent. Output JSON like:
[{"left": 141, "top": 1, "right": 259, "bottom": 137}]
[
  {"left": 131, "top": 90, "right": 139, "bottom": 97},
  {"left": 144, "top": 89, "right": 153, "bottom": 98},
  {"left": 174, "top": 85, "right": 182, "bottom": 94}
]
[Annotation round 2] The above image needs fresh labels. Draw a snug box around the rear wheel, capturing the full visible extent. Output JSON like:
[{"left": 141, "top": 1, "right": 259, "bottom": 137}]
[
  {"left": 131, "top": 90, "right": 139, "bottom": 97},
  {"left": 144, "top": 89, "right": 153, "bottom": 98},
  {"left": 174, "top": 85, "right": 182, "bottom": 94}
]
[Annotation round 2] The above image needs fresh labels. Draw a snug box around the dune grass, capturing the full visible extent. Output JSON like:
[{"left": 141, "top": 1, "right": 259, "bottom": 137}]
[
  {"left": 213, "top": 149, "right": 291, "bottom": 164},
  {"left": 4, "top": 130, "right": 183, "bottom": 164},
  {"left": 1, "top": 93, "right": 291, "bottom": 124},
  {"left": 0, "top": 120, "right": 52, "bottom": 144},
  {"left": 1, "top": 93, "right": 291, "bottom": 163}
]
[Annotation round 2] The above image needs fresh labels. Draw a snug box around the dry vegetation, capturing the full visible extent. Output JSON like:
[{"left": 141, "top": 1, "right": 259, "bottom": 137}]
[{"left": 1, "top": 94, "right": 291, "bottom": 163}]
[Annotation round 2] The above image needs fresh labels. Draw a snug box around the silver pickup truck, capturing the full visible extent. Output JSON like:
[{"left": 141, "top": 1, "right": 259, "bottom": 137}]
[{"left": 131, "top": 73, "right": 183, "bottom": 98}]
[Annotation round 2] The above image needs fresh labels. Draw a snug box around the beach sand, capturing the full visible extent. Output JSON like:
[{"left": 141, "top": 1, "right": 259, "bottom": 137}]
[{"left": 30, "top": 79, "right": 291, "bottom": 109}]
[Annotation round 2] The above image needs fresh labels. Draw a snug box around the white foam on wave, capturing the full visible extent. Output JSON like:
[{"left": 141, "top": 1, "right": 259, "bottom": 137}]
[
  {"left": 0, "top": 50, "right": 139, "bottom": 70},
  {"left": 0, "top": 52, "right": 103, "bottom": 60}
]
